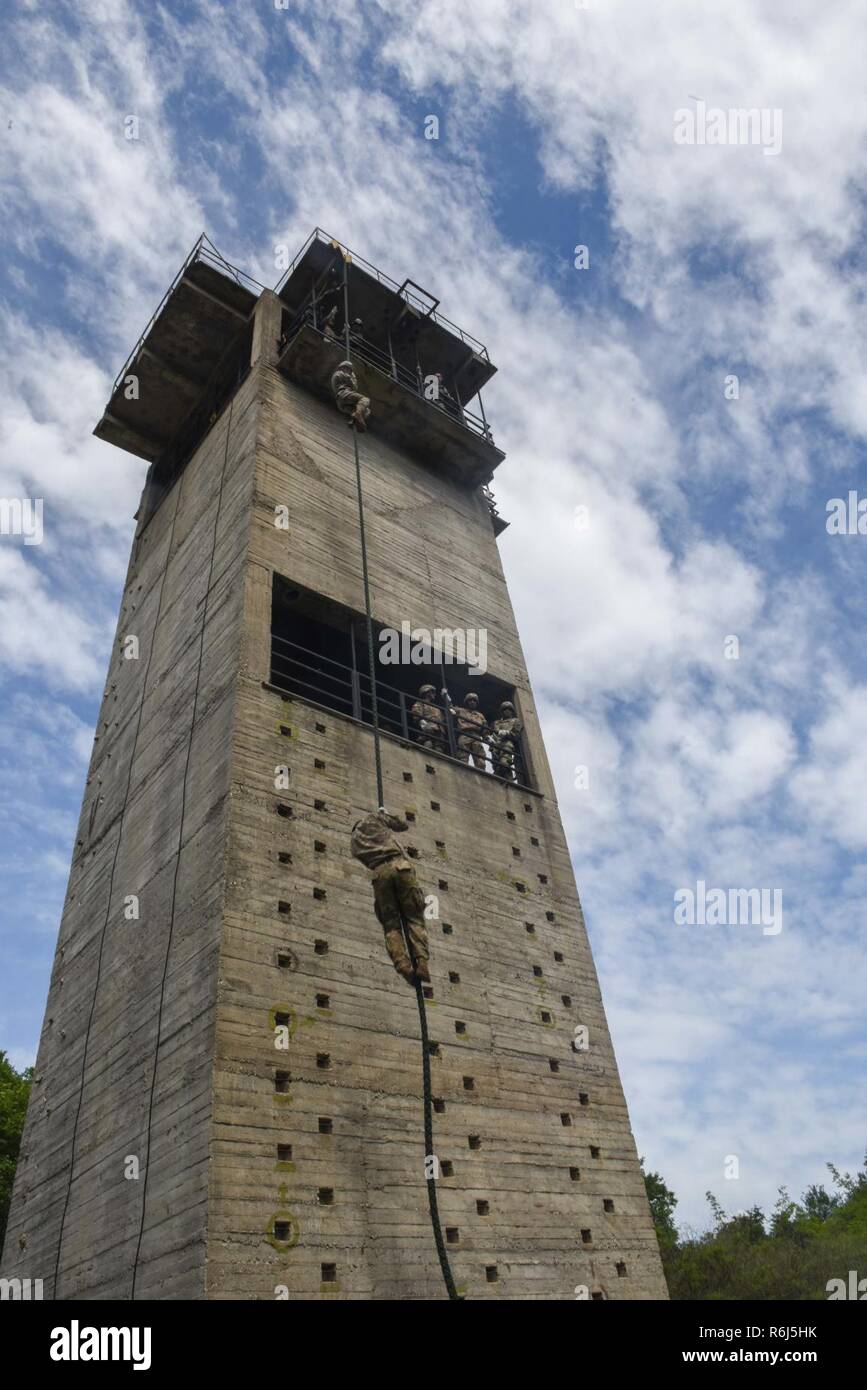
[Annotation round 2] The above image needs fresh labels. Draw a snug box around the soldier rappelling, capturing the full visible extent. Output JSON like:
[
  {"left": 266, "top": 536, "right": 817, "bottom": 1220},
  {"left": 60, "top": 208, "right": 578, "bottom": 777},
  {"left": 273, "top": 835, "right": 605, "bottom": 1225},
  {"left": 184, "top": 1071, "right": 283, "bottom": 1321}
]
[
  {"left": 350, "top": 807, "right": 431, "bottom": 985},
  {"left": 330, "top": 359, "right": 370, "bottom": 431}
]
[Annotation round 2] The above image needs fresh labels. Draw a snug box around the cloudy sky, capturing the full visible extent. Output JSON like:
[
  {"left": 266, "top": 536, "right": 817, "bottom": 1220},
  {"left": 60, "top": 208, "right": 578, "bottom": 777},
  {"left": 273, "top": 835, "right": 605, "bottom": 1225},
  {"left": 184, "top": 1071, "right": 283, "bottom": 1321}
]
[{"left": 2, "top": 0, "right": 866, "bottom": 1232}]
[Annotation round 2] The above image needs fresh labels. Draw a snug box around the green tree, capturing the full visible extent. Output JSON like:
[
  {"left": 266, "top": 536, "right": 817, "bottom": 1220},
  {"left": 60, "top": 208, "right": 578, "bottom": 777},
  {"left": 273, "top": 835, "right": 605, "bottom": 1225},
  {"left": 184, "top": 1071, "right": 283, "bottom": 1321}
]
[
  {"left": 0, "top": 1051, "right": 33, "bottom": 1258},
  {"left": 642, "top": 1158, "right": 678, "bottom": 1245}
]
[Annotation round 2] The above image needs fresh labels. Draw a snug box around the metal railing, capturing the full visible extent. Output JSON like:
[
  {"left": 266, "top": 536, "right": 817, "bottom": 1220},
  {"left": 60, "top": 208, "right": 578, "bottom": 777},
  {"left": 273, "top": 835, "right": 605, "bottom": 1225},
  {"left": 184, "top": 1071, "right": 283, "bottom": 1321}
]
[
  {"left": 109, "top": 234, "right": 266, "bottom": 398},
  {"left": 270, "top": 631, "right": 530, "bottom": 786},
  {"left": 279, "top": 307, "right": 496, "bottom": 447},
  {"left": 274, "top": 227, "right": 492, "bottom": 362}
]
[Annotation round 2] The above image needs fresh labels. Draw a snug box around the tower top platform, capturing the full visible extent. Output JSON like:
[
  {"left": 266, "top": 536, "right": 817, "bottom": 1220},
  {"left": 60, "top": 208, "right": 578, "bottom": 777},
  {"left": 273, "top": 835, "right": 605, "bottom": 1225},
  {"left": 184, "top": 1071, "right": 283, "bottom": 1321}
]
[{"left": 92, "top": 230, "right": 504, "bottom": 489}]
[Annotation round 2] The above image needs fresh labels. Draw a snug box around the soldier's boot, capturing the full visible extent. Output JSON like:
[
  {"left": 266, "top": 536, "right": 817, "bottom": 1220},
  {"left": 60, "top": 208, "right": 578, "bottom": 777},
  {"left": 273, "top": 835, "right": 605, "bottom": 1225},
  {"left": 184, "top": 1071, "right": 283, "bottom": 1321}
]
[
  {"left": 352, "top": 401, "right": 369, "bottom": 431},
  {"left": 383, "top": 927, "right": 415, "bottom": 984},
  {"left": 414, "top": 957, "right": 431, "bottom": 985}
]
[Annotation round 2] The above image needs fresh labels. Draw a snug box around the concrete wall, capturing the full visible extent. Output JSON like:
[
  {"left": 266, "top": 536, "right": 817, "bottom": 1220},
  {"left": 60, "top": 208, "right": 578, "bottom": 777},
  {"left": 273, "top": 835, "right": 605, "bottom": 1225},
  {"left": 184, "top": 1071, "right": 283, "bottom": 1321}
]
[
  {"left": 1, "top": 365, "right": 259, "bottom": 1299},
  {"left": 205, "top": 325, "right": 667, "bottom": 1299},
  {"left": 3, "top": 289, "right": 667, "bottom": 1300}
]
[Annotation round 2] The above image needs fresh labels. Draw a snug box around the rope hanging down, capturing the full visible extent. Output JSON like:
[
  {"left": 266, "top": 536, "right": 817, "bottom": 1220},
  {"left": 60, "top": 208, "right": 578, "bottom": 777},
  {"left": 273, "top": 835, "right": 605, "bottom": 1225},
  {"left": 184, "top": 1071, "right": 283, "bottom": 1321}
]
[{"left": 341, "top": 261, "right": 461, "bottom": 1301}]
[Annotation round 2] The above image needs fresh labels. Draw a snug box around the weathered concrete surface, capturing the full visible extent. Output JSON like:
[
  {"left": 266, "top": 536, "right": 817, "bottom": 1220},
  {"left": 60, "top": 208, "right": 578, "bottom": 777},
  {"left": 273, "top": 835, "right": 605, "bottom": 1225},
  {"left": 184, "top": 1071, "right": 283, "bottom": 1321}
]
[{"left": 2, "top": 286, "right": 667, "bottom": 1300}]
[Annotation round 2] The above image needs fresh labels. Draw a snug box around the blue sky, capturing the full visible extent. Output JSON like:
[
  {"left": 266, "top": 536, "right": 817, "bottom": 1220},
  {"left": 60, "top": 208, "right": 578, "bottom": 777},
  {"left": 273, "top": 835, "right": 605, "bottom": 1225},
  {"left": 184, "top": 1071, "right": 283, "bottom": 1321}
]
[{"left": 2, "top": 0, "right": 866, "bottom": 1233}]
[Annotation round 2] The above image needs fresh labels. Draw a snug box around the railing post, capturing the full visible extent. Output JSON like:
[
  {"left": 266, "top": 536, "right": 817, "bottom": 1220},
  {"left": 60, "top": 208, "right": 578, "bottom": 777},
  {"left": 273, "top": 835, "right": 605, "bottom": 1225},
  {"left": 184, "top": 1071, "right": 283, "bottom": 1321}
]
[
  {"left": 351, "top": 671, "right": 362, "bottom": 722},
  {"left": 399, "top": 690, "right": 410, "bottom": 741}
]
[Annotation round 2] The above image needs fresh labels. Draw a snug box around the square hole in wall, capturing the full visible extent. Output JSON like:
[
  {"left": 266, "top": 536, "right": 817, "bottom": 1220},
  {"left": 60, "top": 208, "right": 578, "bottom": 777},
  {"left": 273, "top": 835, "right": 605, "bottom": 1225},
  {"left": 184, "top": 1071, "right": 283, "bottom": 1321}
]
[
  {"left": 476, "top": 1199, "right": 490, "bottom": 1216},
  {"left": 515, "top": 882, "right": 526, "bottom": 893},
  {"left": 277, "top": 803, "right": 293, "bottom": 819},
  {"left": 318, "top": 1187, "right": 334, "bottom": 1206},
  {"left": 441, "top": 1160, "right": 454, "bottom": 1177},
  {"left": 275, "top": 1071, "right": 290, "bottom": 1094},
  {"left": 448, "top": 971, "right": 460, "bottom": 984},
  {"left": 279, "top": 725, "right": 292, "bottom": 738},
  {"left": 442, "top": 923, "right": 453, "bottom": 935},
  {"left": 314, "top": 840, "right": 326, "bottom": 853},
  {"left": 591, "top": 1291, "right": 605, "bottom": 1301},
  {"left": 590, "top": 1145, "right": 600, "bottom": 1158},
  {"left": 560, "top": 1112, "right": 572, "bottom": 1127},
  {"left": 554, "top": 951, "right": 564, "bottom": 963},
  {"left": 318, "top": 1117, "right": 333, "bottom": 1134},
  {"left": 446, "top": 1227, "right": 459, "bottom": 1244},
  {"left": 616, "top": 1262, "right": 627, "bottom": 1277},
  {"left": 407, "top": 847, "right": 419, "bottom": 859},
  {"left": 540, "top": 1010, "right": 552, "bottom": 1024},
  {"left": 277, "top": 1144, "right": 293, "bottom": 1163},
  {"left": 426, "top": 764, "right": 435, "bottom": 775},
  {"left": 435, "top": 839, "right": 445, "bottom": 851},
  {"left": 431, "top": 801, "right": 440, "bottom": 812},
  {"left": 468, "top": 1135, "right": 481, "bottom": 1150},
  {"left": 569, "top": 1167, "right": 581, "bottom": 1181},
  {"left": 316, "top": 993, "right": 330, "bottom": 1010},
  {"left": 546, "top": 911, "right": 555, "bottom": 922},
  {"left": 428, "top": 1042, "right": 441, "bottom": 1058},
  {"left": 316, "top": 1053, "right": 331, "bottom": 1070},
  {"left": 278, "top": 900, "right": 291, "bottom": 915},
  {"left": 581, "top": 1229, "right": 592, "bottom": 1245},
  {"left": 314, "top": 938, "right": 329, "bottom": 955},
  {"left": 314, "top": 799, "right": 327, "bottom": 812},
  {"left": 275, "top": 1011, "right": 290, "bottom": 1027},
  {"left": 462, "top": 1076, "right": 475, "bottom": 1091},
  {"left": 512, "top": 846, "right": 520, "bottom": 857},
  {"left": 531, "top": 836, "right": 540, "bottom": 847},
  {"left": 506, "top": 810, "right": 515, "bottom": 821},
  {"left": 403, "top": 772, "right": 413, "bottom": 782},
  {"left": 321, "top": 1263, "right": 337, "bottom": 1283},
  {"left": 524, "top": 803, "right": 532, "bottom": 813},
  {"left": 313, "top": 887, "right": 327, "bottom": 900},
  {"left": 278, "top": 851, "right": 291, "bottom": 865},
  {"left": 277, "top": 952, "right": 294, "bottom": 969},
  {"left": 433, "top": 1098, "right": 445, "bottom": 1114},
  {"left": 604, "top": 1199, "right": 615, "bottom": 1212},
  {"left": 274, "top": 1221, "right": 291, "bottom": 1241},
  {"left": 485, "top": 1266, "right": 499, "bottom": 1283},
  {"left": 525, "top": 922, "right": 535, "bottom": 934},
  {"left": 423, "top": 985, "right": 434, "bottom": 1000},
  {"left": 315, "top": 722, "right": 326, "bottom": 733},
  {"left": 579, "top": 1092, "right": 589, "bottom": 1107},
  {"left": 538, "top": 874, "right": 548, "bottom": 885},
  {"left": 315, "top": 758, "right": 326, "bottom": 770},
  {"left": 439, "top": 880, "right": 448, "bottom": 891},
  {"left": 549, "top": 1059, "right": 560, "bottom": 1073},
  {"left": 561, "top": 994, "right": 572, "bottom": 1007},
  {"left": 406, "top": 811, "right": 416, "bottom": 823},
  {"left": 455, "top": 1021, "right": 466, "bottom": 1035},
  {"left": 533, "top": 965, "right": 543, "bottom": 977}
]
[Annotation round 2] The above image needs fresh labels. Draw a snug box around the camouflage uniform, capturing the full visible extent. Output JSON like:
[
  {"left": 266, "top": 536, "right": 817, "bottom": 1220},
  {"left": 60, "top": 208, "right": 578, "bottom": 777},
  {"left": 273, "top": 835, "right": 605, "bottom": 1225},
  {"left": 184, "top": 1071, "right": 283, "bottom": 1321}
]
[
  {"left": 449, "top": 694, "right": 487, "bottom": 768},
  {"left": 350, "top": 810, "right": 430, "bottom": 984},
  {"left": 322, "top": 305, "right": 340, "bottom": 345},
  {"left": 410, "top": 685, "right": 446, "bottom": 751},
  {"left": 330, "top": 360, "right": 370, "bottom": 430},
  {"left": 491, "top": 702, "right": 523, "bottom": 781}
]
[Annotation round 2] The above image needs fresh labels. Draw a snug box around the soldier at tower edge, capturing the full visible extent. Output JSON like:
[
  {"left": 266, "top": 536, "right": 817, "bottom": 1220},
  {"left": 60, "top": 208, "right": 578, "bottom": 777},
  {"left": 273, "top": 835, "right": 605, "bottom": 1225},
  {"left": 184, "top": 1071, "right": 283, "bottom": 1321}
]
[
  {"left": 410, "top": 683, "right": 445, "bottom": 751},
  {"left": 445, "top": 689, "right": 487, "bottom": 768},
  {"left": 330, "top": 359, "right": 370, "bottom": 430},
  {"left": 490, "top": 700, "right": 523, "bottom": 781},
  {"left": 321, "top": 304, "right": 340, "bottom": 344},
  {"left": 350, "top": 807, "right": 431, "bottom": 985}
]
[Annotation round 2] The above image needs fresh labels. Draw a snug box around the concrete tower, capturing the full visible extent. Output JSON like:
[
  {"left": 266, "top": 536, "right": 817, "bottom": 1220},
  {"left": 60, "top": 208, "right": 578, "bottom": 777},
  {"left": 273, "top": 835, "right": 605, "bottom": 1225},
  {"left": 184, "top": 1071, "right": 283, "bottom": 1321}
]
[{"left": 2, "top": 232, "right": 667, "bottom": 1300}]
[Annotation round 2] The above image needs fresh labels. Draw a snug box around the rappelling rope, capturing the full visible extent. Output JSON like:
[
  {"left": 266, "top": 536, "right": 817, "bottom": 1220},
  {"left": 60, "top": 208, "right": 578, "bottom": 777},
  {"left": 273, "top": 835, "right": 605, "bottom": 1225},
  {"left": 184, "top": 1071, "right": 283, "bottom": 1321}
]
[{"left": 341, "top": 257, "right": 460, "bottom": 1301}]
